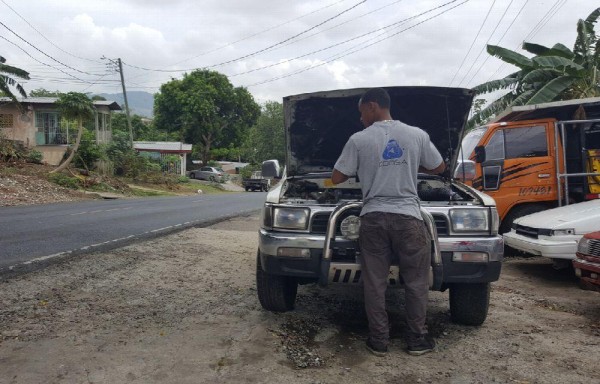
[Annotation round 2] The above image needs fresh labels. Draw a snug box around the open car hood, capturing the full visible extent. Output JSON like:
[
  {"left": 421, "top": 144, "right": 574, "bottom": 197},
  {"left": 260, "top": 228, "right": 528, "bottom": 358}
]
[{"left": 283, "top": 86, "right": 475, "bottom": 176}]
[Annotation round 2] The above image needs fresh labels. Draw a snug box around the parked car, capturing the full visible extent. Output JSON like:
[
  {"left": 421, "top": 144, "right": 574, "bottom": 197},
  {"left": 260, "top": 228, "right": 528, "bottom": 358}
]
[
  {"left": 188, "top": 166, "right": 228, "bottom": 182},
  {"left": 256, "top": 86, "right": 503, "bottom": 326},
  {"left": 503, "top": 200, "right": 600, "bottom": 266},
  {"left": 573, "top": 231, "right": 600, "bottom": 290}
]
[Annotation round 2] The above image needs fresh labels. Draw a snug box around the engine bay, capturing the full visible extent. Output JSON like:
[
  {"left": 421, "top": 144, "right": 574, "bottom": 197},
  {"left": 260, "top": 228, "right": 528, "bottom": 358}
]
[{"left": 280, "top": 175, "right": 477, "bottom": 205}]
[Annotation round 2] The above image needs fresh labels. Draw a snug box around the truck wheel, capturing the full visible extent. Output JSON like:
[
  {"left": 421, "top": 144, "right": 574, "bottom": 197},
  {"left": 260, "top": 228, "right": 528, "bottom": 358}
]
[
  {"left": 256, "top": 252, "right": 297, "bottom": 312},
  {"left": 189, "top": 172, "right": 195, "bottom": 179},
  {"left": 449, "top": 283, "right": 490, "bottom": 326},
  {"left": 245, "top": 187, "right": 250, "bottom": 191}
]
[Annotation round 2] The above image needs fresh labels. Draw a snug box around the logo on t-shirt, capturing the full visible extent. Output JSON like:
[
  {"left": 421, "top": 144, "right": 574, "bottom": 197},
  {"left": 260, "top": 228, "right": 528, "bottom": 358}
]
[{"left": 382, "top": 139, "right": 403, "bottom": 160}]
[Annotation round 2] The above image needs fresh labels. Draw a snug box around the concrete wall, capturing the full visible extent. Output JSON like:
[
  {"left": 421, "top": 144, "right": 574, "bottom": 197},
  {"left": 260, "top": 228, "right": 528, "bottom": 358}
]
[
  {"left": 0, "top": 106, "right": 34, "bottom": 146},
  {"left": 34, "top": 145, "right": 67, "bottom": 166}
]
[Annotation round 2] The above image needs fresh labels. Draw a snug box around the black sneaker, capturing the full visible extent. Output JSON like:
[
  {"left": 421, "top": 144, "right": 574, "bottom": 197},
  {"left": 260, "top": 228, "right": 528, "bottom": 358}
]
[
  {"left": 406, "top": 335, "right": 435, "bottom": 356},
  {"left": 365, "top": 339, "right": 388, "bottom": 357}
]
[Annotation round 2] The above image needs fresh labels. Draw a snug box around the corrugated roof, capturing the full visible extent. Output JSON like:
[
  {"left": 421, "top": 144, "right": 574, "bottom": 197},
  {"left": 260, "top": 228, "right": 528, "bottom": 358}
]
[
  {"left": 492, "top": 96, "right": 600, "bottom": 123},
  {"left": 133, "top": 141, "right": 193, "bottom": 152},
  {"left": 0, "top": 97, "right": 122, "bottom": 111}
]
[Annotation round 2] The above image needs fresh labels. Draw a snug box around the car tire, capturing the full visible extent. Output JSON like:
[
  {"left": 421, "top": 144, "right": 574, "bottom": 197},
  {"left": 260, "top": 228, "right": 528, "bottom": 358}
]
[
  {"left": 209, "top": 176, "right": 216, "bottom": 182},
  {"left": 256, "top": 251, "right": 297, "bottom": 312},
  {"left": 189, "top": 173, "right": 195, "bottom": 179},
  {"left": 449, "top": 283, "right": 490, "bottom": 326}
]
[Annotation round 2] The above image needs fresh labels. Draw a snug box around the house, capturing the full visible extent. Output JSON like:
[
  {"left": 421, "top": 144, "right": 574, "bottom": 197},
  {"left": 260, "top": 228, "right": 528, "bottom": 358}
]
[
  {"left": 133, "top": 141, "right": 192, "bottom": 176},
  {"left": 0, "top": 97, "right": 122, "bottom": 165}
]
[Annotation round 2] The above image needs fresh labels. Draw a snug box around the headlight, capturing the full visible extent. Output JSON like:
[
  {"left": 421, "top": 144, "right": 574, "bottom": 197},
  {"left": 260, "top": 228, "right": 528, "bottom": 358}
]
[
  {"left": 577, "top": 237, "right": 591, "bottom": 254},
  {"left": 551, "top": 228, "right": 575, "bottom": 236},
  {"left": 449, "top": 209, "right": 489, "bottom": 232},
  {"left": 340, "top": 215, "right": 361, "bottom": 240},
  {"left": 273, "top": 207, "right": 310, "bottom": 230}
]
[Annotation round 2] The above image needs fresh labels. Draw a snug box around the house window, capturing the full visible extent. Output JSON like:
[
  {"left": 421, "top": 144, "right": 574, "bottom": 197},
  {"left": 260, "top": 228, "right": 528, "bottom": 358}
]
[
  {"left": 35, "top": 111, "right": 67, "bottom": 145},
  {"left": 0, "top": 113, "right": 14, "bottom": 128}
]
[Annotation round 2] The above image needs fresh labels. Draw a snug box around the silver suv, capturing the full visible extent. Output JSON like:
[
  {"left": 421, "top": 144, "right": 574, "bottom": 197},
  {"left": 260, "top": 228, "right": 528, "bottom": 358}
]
[{"left": 256, "top": 86, "right": 503, "bottom": 326}]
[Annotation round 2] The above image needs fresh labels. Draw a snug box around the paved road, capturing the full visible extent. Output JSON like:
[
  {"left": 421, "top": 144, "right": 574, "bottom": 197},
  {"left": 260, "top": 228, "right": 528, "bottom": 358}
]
[{"left": 0, "top": 193, "right": 266, "bottom": 271}]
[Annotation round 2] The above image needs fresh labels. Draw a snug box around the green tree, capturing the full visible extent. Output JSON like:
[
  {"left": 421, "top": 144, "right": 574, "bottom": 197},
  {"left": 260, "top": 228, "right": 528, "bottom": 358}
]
[
  {"left": 29, "top": 88, "right": 62, "bottom": 97},
  {"left": 471, "top": 7, "right": 600, "bottom": 126},
  {"left": 0, "top": 55, "right": 29, "bottom": 102},
  {"left": 154, "top": 69, "right": 260, "bottom": 165},
  {"left": 51, "top": 92, "right": 95, "bottom": 173},
  {"left": 242, "top": 101, "right": 285, "bottom": 164}
]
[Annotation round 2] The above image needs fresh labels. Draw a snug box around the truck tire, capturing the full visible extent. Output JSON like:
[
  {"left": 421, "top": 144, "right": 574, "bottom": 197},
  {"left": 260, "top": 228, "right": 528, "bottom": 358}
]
[
  {"left": 256, "top": 252, "right": 297, "bottom": 312},
  {"left": 499, "top": 204, "right": 548, "bottom": 234},
  {"left": 449, "top": 283, "right": 490, "bottom": 326},
  {"left": 245, "top": 187, "right": 250, "bottom": 192},
  {"left": 189, "top": 172, "right": 195, "bottom": 179}
]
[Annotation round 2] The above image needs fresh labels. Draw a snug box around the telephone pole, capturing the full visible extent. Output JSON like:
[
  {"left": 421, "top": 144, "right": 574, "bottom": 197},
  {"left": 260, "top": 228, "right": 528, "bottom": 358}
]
[{"left": 117, "top": 58, "right": 134, "bottom": 147}]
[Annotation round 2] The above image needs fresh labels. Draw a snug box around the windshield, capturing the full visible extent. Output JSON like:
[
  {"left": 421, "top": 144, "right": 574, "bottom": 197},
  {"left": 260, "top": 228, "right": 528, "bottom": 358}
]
[{"left": 458, "top": 127, "right": 487, "bottom": 160}]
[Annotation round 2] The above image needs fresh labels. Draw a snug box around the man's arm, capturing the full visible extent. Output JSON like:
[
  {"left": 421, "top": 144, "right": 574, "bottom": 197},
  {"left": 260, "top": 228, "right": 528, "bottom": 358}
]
[
  {"left": 419, "top": 161, "right": 445, "bottom": 175},
  {"left": 331, "top": 169, "right": 349, "bottom": 184}
]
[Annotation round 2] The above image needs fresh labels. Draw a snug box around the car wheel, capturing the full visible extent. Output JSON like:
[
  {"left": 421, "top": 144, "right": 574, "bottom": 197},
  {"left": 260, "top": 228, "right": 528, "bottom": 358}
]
[
  {"left": 449, "top": 283, "right": 490, "bottom": 326},
  {"left": 209, "top": 176, "right": 216, "bottom": 182},
  {"left": 256, "top": 251, "right": 297, "bottom": 312},
  {"left": 189, "top": 173, "right": 195, "bottom": 179}
]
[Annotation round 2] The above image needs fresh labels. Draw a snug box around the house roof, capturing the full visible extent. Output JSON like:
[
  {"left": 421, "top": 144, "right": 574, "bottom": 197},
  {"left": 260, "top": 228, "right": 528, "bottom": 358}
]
[
  {"left": 133, "top": 141, "right": 193, "bottom": 153},
  {"left": 0, "top": 97, "right": 122, "bottom": 111}
]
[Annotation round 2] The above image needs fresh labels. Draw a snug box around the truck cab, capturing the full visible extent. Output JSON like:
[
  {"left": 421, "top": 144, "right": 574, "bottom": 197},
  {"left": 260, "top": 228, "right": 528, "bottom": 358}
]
[{"left": 456, "top": 98, "right": 600, "bottom": 233}]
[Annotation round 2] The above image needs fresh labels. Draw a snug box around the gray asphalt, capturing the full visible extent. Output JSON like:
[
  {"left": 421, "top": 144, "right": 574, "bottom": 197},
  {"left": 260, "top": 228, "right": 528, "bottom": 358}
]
[{"left": 0, "top": 192, "right": 266, "bottom": 271}]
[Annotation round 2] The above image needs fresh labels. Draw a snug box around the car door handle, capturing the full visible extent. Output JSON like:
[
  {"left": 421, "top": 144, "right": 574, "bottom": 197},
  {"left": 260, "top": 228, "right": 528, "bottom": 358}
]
[{"left": 538, "top": 174, "right": 550, "bottom": 178}]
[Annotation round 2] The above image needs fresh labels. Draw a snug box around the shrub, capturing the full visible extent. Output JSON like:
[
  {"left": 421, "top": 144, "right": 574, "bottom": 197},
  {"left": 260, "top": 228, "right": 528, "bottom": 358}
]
[
  {"left": 48, "top": 173, "right": 81, "bottom": 189},
  {"left": 26, "top": 149, "right": 44, "bottom": 164}
]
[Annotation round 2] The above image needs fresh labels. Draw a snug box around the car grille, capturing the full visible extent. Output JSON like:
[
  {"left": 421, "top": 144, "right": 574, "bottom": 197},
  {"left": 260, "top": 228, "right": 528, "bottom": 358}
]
[
  {"left": 515, "top": 225, "right": 539, "bottom": 239},
  {"left": 310, "top": 212, "right": 449, "bottom": 236},
  {"left": 587, "top": 239, "right": 600, "bottom": 257}
]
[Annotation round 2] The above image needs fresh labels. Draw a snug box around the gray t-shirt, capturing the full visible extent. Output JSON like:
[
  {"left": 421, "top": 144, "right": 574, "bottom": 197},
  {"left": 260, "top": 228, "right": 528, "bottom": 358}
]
[{"left": 334, "top": 120, "right": 443, "bottom": 219}]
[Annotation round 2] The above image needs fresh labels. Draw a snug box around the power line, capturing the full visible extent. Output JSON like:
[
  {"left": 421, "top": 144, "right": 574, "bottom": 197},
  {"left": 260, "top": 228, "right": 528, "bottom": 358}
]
[
  {"left": 457, "top": 0, "right": 516, "bottom": 87},
  {"left": 0, "top": 20, "right": 106, "bottom": 78},
  {"left": 246, "top": 0, "right": 469, "bottom": 88},
  {"left": 449, "top": 0, "right": 497, "bottom": 86},
  {"left": 122, "top": 0, "right": 367, "bottom": 73},
  {"left": 0, "top": 0, "right": 103, "bottom": 64},
  {"left": 529, "top": 0, "right": 567, "bottom": 40}
]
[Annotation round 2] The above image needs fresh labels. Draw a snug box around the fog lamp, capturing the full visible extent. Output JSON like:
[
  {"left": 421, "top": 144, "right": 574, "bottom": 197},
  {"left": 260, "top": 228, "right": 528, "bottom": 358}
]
[
  {"left": 277, "top": 248, "right": 311, "bottom": 258},
  {"left": 340, "top": 215, "right": 361, "bottom": 240},
  {"left": 452, "top": 252, "right": 489, "bottom": 262}
]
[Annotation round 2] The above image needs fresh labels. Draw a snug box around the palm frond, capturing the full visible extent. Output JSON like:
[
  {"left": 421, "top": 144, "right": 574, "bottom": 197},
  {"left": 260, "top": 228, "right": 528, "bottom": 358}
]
[
  {"left": 526, "top": 76, "right": 576, "bottom": 105},
  {"left": 511, "top": 89, "right": 535, "bottom": 106},
  {"left": 472, "top": 77, "right": 518, "bottom": 95},
  {"left": 522, "top": 42, "right": 551, "bottom": 56},
  {"left": 521, "top": 68, "right": 556, "bottom": 84},
  {"left": 546, "top": 43, "right": 575, "bottom": 59},
  {"left": 584, "top": 7, "right": 600, "bottom": 26},
  {"left": 469, "top": 93, "right": 515, "bottom": 126},
  {"left": 532, "top": 56, "right": 584, "bottom": 71},
  {"left": 487, "top": 45, "right": 533, "bottom": 69},
  {"left": 574, "top": 18, "right": 592, "bottom": 58},
  {"left": 0, "top": 63, "right": 30, "bottom": 80}
]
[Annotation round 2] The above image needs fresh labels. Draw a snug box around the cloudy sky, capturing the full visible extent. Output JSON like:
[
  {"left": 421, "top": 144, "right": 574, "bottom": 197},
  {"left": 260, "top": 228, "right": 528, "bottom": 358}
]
[{"left": 1, "top": 0, "right": 596, "bottom": 103}]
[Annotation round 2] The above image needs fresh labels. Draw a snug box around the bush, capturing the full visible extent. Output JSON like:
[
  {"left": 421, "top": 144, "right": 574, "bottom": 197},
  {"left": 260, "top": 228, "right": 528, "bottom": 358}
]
[
  {"left": 48, "top": 173, "right": 81, "bottom": 189},
  {"left": 73, "top": 129, "right": 105, "bottom": 169},
  {"left": 240, "top": 164, "right": 261, "bottom": 179},
  {"left": 0, "top": 135, "right": 26, "bottom": 162},
  {"left": 26, "top": 149, "right": 44, "bottom": 164}
]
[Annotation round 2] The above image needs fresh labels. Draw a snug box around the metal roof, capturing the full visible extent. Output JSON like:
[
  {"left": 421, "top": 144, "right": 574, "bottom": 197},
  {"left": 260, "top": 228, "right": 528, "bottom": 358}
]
[
  {"left": 492, "top": 97, "right": 600, "bottom": 123},
  {"left": 133, "top": 141, "right": 193, "bottom": 153},
  {"left": 0, "top": 97, "right": 122, "bottom": 111}
]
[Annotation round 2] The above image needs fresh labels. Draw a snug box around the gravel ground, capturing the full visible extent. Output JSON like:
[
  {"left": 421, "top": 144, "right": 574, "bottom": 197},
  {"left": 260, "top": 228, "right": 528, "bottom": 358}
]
[{"left": 0, "top": 214, "right": 598, "bottom": 384}]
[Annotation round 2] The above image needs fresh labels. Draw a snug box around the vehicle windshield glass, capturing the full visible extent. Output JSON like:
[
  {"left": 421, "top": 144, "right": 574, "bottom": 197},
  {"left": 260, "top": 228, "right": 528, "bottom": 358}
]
[
  {"left": 216, "top": 168, "right": 224, "bottom": 172},
  {"left": 458, "top": 127, "right": 487, "bottom": 160}
]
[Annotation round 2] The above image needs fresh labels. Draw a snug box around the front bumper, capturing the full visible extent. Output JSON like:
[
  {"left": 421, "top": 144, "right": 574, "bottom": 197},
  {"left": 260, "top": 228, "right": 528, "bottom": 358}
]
[
  {"left": 503, "top": 231, "right": 580, "bottom": 260},
  {"left": 573, "top": 253, "right": 600, "bottom": 287},
  {"left": 258, "top": 228, "right": 503, "bottom": 286}
]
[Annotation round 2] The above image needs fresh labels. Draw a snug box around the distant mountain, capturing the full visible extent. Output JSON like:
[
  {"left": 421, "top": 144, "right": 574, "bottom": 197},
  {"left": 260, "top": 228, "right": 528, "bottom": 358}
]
[{"left": 96, "top": 91, "right": 154, "bottom": 118}]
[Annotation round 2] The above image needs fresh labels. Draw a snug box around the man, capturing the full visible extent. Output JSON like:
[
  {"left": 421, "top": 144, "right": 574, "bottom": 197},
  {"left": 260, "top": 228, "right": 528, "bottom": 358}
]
[{"left": 331, "top": 88, "right": 445, "bottom": 356}]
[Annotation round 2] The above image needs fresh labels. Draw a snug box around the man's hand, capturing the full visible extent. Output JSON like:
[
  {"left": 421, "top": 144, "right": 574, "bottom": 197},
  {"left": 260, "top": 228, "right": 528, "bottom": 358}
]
[{"left": 331, "top": 169, "right": 349, "bottom": 184}]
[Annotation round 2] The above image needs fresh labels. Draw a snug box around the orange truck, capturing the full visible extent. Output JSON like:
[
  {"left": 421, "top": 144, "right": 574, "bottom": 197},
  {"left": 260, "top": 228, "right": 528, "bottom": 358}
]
[{"left": 455, "top": 97, "right": 600, "bottom": 234}]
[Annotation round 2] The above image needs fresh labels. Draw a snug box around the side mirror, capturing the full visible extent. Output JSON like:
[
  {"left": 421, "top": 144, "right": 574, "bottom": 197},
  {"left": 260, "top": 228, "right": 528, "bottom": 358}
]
[
  {"left": 262, "top": 159, "right": 281, "bottom": 179},
  {"left": 474, "top": 146, "right": 486, "bottom": 163},
  {"left": 453, "top": 160, "right": 476, "bottom": 181}
]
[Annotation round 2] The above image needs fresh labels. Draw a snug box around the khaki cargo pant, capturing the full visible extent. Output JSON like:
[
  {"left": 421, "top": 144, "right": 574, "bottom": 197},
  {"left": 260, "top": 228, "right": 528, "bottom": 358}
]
[{"left": 359, "top": 212, "right": 431, "bottom": 345}]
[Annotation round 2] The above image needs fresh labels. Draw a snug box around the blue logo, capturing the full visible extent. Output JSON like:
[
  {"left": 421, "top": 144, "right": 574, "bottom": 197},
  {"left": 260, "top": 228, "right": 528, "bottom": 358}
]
[{"left": 382, "top": 139, "right": 403, "bottom": 160}]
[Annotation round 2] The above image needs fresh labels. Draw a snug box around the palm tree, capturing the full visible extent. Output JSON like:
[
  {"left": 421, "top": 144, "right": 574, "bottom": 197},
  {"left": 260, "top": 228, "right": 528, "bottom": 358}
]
[
  {"left": 0, "top": 55, "right": 30, "bottom": 102},
  {"left": 470, "top": 7, "right": 600, "bottom": 127},
  {"left": 51, "top": 92, "right": 95, "bottom": 173}
]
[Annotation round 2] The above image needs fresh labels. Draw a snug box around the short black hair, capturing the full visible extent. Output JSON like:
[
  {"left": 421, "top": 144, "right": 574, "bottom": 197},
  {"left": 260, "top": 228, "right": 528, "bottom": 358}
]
[{"left": 359, "top": 88, "right": 390, "bottom": 109}]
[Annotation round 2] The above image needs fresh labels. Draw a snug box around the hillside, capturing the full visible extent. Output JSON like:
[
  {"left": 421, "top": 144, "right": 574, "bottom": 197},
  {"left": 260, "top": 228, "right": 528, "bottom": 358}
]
[{"left": 97, "top": 91, "right": 154, "bottom": 118}]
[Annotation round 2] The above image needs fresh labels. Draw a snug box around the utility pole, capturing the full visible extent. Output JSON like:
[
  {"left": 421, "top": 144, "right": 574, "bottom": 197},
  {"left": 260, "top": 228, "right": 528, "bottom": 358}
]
[{"left": 117, "top": 58, "right": 134, "bottom": 147}]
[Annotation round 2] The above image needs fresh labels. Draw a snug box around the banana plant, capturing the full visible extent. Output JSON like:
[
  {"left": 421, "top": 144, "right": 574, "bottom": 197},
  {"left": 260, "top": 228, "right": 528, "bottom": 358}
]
[{"left": 0, "top": 55, "right": 29, "bottom": 103}]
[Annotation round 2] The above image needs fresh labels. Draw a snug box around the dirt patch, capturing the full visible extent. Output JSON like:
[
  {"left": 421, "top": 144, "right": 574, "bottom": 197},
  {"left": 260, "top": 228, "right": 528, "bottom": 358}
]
[{"left": 0, "top": 215, "right": 598, "bottom": 383}]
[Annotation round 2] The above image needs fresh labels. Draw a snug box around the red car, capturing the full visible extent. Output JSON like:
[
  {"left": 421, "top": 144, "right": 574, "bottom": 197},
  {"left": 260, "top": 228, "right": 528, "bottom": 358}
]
[{"left": 573, "top": 231, "right": 600, "bottom": 290}]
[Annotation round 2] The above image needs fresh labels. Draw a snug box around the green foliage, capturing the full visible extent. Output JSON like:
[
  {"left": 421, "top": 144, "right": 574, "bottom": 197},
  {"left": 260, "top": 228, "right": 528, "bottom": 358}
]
[
  {"left": 56, "top": 92, "right": 95, "bottom": 122},
  {"left": 241, "top": 101, "right": 285, "bottom": 164},
  {"left": 29, "top": 88, "right": 62, "bottom": 97},
  {"left": 210, "top": 145, "right": 242, "bottom": 161},
  {"left": 153, "top": 69, "right": 260, "bottom": 165},
  {"left": 0, "top": 55, "right": 29, "bottom": 102},
  {"left": 0, "top": 134, "right": 26, "bottom": 162},
  {"left": 239, "top": 163, "right": 261, "bottom": 179},
  {"left": 72, "top": 129, "right": 105, "bottom": 169},
  {"left": 26, "top": 149, "right": 43, "bottom": 164},
  {"left": 48, "top": 173, "right": 81, "bottom": 189},
  {"left": 471, "top": 7, "right": 600, "bottom": 126}
]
